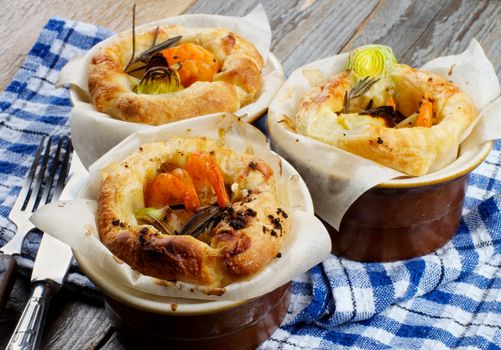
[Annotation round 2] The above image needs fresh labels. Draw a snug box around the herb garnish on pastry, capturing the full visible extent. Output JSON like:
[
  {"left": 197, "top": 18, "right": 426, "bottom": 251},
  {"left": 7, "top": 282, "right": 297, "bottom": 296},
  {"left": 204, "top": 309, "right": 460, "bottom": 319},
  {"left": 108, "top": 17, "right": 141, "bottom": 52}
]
[{"left": 295, "top": 45, "right": 476, "bottom": 176}]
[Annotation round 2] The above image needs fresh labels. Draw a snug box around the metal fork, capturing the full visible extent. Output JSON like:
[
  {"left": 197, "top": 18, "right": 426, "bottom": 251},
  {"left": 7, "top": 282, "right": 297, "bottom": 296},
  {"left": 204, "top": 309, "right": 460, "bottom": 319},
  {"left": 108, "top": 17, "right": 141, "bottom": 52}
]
[{"left": 0, "top": 136, "right": 71, "bottom": 310}]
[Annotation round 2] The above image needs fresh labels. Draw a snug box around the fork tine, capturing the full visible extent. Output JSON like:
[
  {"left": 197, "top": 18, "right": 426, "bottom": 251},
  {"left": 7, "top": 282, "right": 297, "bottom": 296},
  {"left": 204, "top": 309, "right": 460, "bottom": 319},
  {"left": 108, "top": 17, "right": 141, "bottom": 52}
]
[
  {"left": 38, "top": 137, "right": 65, "bottom": 206},
  {"left": 50, "top": 137, "right": 72, "bottom": 201},
  {"left": 25, "top": 136, "right": 52, "bottom": 212},
  {"left": 10, "top": 137, "right": 47, "bottom": 214}
]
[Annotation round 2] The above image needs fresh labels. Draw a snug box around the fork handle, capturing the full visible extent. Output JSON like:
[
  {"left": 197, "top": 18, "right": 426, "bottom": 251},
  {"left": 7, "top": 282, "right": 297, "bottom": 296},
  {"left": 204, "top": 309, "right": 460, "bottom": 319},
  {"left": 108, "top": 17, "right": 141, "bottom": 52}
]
[
  {"left": 0, "top": 253, "right": 17, "bottom": 311},
  {"left": 6, "top": 281, "right": 57, "bottom": 350}
]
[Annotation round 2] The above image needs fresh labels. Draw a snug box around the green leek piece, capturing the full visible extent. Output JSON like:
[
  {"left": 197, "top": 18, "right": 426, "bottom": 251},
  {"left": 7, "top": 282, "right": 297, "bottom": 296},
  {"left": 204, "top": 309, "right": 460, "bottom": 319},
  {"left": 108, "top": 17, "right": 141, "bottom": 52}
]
[
  {"left": 134, "top": 207, "right": 175, "bottom": 235},
  {"left": 135, "top": 68, "right": 182, "bottom": 95},
  {"left": 346, "top": 45, "right": 397, "bottom": 79}
]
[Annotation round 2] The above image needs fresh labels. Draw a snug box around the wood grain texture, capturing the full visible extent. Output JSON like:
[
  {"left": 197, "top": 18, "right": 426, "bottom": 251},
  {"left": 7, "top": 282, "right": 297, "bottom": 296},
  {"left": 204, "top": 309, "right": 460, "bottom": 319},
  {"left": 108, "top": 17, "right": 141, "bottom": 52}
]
[
  {"left": 0, "top": 275, "right": 30, "bottom": 348},
  {"left": 100, "top": 333, "right": 127, "bottom": 350},
  {"left": 0, "top": 275, "right": 112, "bottom": 350},
  {"left": 342, "top": 0, "right": 501, "bottom": 78},
  {"left": 189, "top": 0, "right": 381, "bottom": 73},
  {"left": 39, "top": 293, "right": 112, "bottom": 350},
  {"left": 404, "top": 0, "right": 501, "bottom": 78},
  {"left": 0, "top": 0, "right": 195, "bottom": 91},
  {"left": 0, "top": 254, "right": 17, "bottom": 312}
]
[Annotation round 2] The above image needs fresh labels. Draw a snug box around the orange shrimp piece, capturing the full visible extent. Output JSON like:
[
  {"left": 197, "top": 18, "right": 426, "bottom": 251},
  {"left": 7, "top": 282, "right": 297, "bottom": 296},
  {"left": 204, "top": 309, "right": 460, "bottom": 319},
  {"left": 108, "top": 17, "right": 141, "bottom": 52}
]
[
  {"left": 416, "top": 93, "right": 433, "bottom": 127},
  {"left": 145, "top": 168, "right": 200, "bottom": 211},
  {"left": 162, "top": 43, "right": 219, "bottom": 87},
  {"left": 185, "top": 152, "right": 229, "bottom": 208}
]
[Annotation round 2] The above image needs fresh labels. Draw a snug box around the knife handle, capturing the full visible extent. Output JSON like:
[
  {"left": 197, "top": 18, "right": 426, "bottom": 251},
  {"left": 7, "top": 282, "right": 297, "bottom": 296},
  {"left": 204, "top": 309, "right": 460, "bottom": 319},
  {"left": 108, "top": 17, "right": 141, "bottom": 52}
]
[
  {"left": 0, "top": 253, "right": 17, "bottom": 311},
  {"left": 6, "top": 281, "right": 57, "bottom": 350}
]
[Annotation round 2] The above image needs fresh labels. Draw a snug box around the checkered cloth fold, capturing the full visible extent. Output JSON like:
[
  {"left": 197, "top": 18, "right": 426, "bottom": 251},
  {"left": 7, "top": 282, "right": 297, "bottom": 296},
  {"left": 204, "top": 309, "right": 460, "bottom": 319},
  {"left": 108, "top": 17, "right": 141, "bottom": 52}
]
[
  {"left": 0, "top": 18, "right": 111, "bottom": 294},
  {"left": 0, "top": 18, "right": 499, "bottom": 350}
]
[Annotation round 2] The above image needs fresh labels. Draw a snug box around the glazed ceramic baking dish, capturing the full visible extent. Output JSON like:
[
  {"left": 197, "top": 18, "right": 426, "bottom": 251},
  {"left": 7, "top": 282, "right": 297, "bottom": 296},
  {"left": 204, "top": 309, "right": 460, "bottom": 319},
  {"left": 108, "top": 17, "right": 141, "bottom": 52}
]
[
  {"left": 67, "top": 145, "right": 317, "bottom": 349},
  {"left": 76, "top": 255, "right": 291, "bottom": 349},
  {"left": 322, "top": 141, "right": 492, "bottom": 261}
]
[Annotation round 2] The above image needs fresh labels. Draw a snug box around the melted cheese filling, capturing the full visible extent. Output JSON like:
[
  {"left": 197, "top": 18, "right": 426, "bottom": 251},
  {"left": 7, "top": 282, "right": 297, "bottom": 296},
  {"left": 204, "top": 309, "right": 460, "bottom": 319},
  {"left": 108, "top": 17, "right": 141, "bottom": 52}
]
[{"left": 305, "top": 107, "right": 387, "bottom": 144}]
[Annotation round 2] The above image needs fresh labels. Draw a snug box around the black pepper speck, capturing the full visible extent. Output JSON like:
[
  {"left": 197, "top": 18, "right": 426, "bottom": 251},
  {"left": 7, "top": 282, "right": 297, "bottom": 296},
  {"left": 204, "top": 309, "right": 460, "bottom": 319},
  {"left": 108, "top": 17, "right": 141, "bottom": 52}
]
[
  {"left": 277, "top": 208, "right": 288, "bottom": 218},
  {"left": 245, "top": 208, "right": 257, "bottom": 217}
]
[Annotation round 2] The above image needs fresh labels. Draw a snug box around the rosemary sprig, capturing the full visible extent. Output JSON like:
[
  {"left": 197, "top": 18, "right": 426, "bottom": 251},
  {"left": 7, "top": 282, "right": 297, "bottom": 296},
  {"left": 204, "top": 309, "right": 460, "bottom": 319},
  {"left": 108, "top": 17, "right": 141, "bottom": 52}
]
[
  {"left": 125, "top": 36, "right": 182, "bottom": 74},
  {"left": 122, "top": 5, "right": 182, "bottom": 75},
  {"left": 151, "top": 26, "right": 159, "bottom": 48},
  {"left": 365, "top": 99, "right": 373, "bottom": 110},
  {"left": 343, "top": 76, "right": 380, "bottom": 113},
  {"left": 135, "top": 36, "right": 182, "bottom": 65},
  {"left": 180, "top": 206, "right": 226, "bottom": 238},
  {"left": 124, "top": 4, "right": 137, "bottom": 72}
]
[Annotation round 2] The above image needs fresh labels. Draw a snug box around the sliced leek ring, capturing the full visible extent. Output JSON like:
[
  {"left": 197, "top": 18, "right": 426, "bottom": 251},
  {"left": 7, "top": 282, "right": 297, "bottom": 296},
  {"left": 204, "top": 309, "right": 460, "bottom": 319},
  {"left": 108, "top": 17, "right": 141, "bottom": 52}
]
[
  {"left": 135, "top": 68, "right": 182, "bottom": 95},
  {"left": 346, "top": 44, "right": 397, "bottom": 79}
]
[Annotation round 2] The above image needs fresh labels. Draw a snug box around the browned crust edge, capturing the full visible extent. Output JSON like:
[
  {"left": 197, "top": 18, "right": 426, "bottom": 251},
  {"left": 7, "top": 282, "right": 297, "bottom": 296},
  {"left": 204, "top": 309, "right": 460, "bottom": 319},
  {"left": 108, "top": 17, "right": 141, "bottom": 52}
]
[
  {"left": 97, "top": 138, "right": 288, "bottom": 287},
  {"left": 88, "top": 27, "right": 264, "bottom": 125}
]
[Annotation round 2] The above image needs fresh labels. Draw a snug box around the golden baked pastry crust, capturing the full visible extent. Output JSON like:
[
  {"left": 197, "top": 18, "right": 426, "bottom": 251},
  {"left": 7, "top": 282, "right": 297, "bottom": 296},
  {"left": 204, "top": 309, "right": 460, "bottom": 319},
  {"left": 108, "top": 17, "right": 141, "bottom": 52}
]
[
  {"left": 88, "top": 26, "right": 264, "bottom": 125},
  {"left": 295, "top": 64, "right": 477, "bottom": 176},
  {"left": 97, "top": 137, "right": 288, "bottom": 287}
]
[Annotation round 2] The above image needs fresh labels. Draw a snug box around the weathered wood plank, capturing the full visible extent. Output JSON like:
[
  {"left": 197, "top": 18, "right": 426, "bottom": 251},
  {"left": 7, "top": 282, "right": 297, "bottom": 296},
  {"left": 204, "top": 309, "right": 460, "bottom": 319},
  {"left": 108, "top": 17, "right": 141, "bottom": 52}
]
[
  {"left": 342, "top": 0, "right": 446, "bottom": 57},
  {"left": 0, "top": 276, "right": 31, "bottom": 348},
  {"left": 404, "top": 0, "right": 501, "bottom": 77},
  {"left": 100, "top": 333, "right": 127, "bottom": 350},
  {"left": 0, "top": 0, "right": 195, "bottom": 91},
  {"left": 343, "top": 0, "right": 501, "bottom": 77},
  {"left": 0, "top": 275, "right": 112, "bottom": 350},
  {"left": 189, "top": 0, "right": 381, "bottom": 73},
  {"left": 39, "top": 291, "right": 113, "bottom": 350}
]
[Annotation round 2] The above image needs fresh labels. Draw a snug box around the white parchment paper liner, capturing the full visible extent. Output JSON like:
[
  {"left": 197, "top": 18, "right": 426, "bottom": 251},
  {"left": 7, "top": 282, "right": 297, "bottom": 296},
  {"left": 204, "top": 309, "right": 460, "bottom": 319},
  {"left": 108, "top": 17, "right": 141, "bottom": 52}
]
[
  {"left": 31, "top": 113, "right": 331, "bottom": 301},
  {"left": 58, "top": 5, "right": 285, "bottom": 168},
  {"left": 268, "top": 39, "right": 501, "bottom": 229}
]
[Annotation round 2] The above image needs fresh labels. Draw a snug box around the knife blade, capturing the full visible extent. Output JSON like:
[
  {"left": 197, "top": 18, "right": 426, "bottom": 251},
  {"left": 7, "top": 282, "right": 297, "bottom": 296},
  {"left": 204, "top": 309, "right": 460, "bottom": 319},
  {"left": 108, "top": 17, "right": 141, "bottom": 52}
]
[
  {"left": 31, "top": 152, "right": 87, "bottom": 283},
  {"left": 7, "top": 153, "right": 88, "bottom": 350}
]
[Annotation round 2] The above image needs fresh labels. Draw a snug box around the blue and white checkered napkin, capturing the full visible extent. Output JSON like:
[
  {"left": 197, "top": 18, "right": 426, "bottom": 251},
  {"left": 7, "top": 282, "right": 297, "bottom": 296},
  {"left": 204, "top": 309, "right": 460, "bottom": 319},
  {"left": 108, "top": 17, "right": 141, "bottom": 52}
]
[
  {"left": 0, "top": 18, "right": 499, "bottom": 350},
  {"left": 0, "top": 18, "right": 112, "bottom": 293}
]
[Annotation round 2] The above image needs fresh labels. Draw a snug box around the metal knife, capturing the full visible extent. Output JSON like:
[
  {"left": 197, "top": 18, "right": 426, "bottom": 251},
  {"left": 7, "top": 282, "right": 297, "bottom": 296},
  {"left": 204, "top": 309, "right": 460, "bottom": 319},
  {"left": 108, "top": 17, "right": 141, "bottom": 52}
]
[{"left": 7, "top": 153, "right": 88, "bottom": 350}]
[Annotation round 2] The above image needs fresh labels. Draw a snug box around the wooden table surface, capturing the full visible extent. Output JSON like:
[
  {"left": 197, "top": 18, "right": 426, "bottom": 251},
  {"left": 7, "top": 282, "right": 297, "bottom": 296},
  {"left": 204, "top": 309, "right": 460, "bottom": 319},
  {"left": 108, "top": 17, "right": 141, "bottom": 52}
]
[{"left": 1, "top": 0, "right": 500, "bottom": 349}]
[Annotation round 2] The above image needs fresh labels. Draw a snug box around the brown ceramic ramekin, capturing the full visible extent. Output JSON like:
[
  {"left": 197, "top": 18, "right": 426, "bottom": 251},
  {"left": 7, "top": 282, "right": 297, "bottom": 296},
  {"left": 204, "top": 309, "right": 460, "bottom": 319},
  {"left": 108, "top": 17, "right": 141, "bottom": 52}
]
[
  {"left": 326, "top": 142, "right": 493, "bottom": 262},
  {"left": 104, "top": 283, "right": 291, "bottom": 349},
  {"left": 268, "top": 132, "right": 492, "bottom": 262},
  {"left": 75, "top": 252, "right": 291, "bottom": 350},
  {"left": 70, "top": 153, "right": 318, "bottom": 349}
]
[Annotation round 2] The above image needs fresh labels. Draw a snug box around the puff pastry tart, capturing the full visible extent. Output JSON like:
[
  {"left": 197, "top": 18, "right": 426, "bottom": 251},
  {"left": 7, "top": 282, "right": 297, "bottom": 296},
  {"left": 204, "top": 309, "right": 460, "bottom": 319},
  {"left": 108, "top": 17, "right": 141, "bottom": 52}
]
[
  {"left": 295, "top": 45, "right": 476, "bottom": 176},
  {"left": 98, "top": 137, "right": 288, "bottom": 287},
  {"left": 89, "top": 25, "right": 263, "bottom": 125}
]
